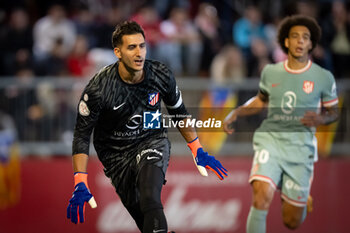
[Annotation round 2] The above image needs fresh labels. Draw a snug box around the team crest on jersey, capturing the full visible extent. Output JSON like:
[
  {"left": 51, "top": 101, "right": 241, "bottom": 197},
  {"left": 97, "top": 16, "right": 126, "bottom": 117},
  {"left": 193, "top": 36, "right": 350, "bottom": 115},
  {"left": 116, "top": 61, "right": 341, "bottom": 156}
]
[
  {"left": 303, "top": 81, "right": 314, "bottom": 94},
  {"left": 148, "top": 92, "right": 159, "bottom": 106}
]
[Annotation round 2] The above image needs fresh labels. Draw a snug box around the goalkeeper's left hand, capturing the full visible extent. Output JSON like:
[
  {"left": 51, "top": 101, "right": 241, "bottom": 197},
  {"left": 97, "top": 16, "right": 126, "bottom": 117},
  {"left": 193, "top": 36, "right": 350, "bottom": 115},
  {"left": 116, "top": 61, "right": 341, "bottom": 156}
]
[{"left": 188, "top": 137, "right": 228, "bottom": 180}]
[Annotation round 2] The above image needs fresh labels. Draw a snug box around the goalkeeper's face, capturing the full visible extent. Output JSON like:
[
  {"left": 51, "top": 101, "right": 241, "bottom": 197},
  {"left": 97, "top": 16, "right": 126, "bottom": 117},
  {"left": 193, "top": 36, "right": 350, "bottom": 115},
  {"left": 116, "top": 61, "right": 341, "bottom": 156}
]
[{"left": 114, "top": 33, "right": 147, "bottom": 72}]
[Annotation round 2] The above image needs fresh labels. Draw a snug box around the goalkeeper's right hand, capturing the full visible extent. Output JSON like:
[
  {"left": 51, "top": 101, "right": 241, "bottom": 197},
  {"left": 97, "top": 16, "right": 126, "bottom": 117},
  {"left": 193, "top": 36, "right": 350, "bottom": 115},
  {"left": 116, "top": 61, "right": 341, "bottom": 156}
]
[{"left": 67, "top": 172, "right": 97, "bottom": 224}]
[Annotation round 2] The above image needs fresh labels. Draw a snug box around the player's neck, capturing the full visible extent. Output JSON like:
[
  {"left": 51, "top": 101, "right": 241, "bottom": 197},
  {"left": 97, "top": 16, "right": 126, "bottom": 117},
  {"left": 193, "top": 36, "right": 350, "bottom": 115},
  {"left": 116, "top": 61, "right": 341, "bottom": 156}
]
[
  {"left": 118, "top": 63, "right": 144, "bottom": 84},
  {"left": 287, "top": 54, "right": 310, "bottom": 70}
]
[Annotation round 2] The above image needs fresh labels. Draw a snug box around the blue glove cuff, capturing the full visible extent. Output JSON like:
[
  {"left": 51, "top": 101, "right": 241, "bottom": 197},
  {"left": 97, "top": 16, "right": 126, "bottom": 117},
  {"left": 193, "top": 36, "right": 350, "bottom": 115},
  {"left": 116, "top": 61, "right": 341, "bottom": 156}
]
[{"left": 74, "top": 172, "right": 88, "bottom": 175}]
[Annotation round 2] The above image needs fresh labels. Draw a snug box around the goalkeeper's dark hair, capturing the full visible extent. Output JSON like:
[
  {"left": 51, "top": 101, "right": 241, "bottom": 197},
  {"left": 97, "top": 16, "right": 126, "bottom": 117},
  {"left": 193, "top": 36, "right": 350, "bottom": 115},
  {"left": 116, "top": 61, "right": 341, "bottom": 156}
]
[
  {"left": 277, "top": 15, "right": 321, "bottom": 54},
  {"left": 112, "top": 21, "right": 145, "bottom": 48}
]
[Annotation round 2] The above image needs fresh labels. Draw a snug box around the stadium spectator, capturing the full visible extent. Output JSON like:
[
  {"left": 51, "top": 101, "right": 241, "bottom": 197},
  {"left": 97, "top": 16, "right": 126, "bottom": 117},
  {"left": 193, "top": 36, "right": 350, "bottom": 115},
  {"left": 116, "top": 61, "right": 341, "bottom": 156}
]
[
  {"left": 159, "top": 7, "right": 202, "bottom": 76},
  {"left": 247, "top": 38, "right": 273, "bottom": 77},
  {"left": 210, "top": 44, "right": 246, "bottom": 85},
  {"left": 131, "top": 5, "right": 165, "bottom": 60},
  {"left": 33, "top": 4, "right": 76, "bottom": 65},
  {"left": 66, "top": 35, "right": 94, "bottom": 78},
  {"left": 233, "top": 5, "right": 267, "bottom": 62},
  {"left": 197, "top": 45, "right": 246, "bottom": 153},
  {"left": 267, "top": 17, "right": 288, "bottom": 63},
  {"left": 195, "top": 3, "right": 223, "bottom": 76},
  {"left": 152, "top": 0, "right": 190, "bottom": 19},
  {"left": 87, "top": 6, "right": 123, "bottom": 73},
  {"left": 3, "top": 68, "right": 45, "bottom": 140},
  {"left": 0, "top": 8, "right": 34, "bottom": 75},
  {"left": 95, "top": 6, "right": 125, "bottom": 49},
  {"left": 72, "top": 6, "right": 98, "bottom": 49},
  {"left": 321, "top": 0, "right": 350, "bottom": 78}
]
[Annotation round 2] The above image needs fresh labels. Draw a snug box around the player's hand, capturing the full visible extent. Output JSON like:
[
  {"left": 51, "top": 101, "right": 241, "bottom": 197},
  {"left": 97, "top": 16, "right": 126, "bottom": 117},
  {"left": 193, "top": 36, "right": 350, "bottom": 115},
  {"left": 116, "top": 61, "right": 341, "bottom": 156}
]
[
  {"left": 223, "top": 110, "right": 237, "bottom": 134},
  {"left": 195, "top": 148, "right": 228, "bottom": 180},
  {"left": 300, "top": 111, "right": 324, "bottom": 127},
  {"left": 188, "top": 137, "right": 228, "bottom": 180},
  {"left": 67, "top": 173, "right": 97, "bottom": 224}
]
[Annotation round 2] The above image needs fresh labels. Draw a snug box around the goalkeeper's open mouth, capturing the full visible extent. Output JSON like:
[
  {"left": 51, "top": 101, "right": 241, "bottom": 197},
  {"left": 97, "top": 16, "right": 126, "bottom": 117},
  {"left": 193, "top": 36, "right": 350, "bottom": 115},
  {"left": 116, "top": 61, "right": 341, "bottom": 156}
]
[{"left": 134, "top": 59, "right": 144, "bottom": 67}]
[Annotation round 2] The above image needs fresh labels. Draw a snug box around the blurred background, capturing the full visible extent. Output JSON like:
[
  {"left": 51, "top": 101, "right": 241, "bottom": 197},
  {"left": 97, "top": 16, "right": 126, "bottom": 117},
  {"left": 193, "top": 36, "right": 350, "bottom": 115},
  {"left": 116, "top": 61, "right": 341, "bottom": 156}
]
[{"left": 0, "top": 0, "right": 349, "bottom": 232}]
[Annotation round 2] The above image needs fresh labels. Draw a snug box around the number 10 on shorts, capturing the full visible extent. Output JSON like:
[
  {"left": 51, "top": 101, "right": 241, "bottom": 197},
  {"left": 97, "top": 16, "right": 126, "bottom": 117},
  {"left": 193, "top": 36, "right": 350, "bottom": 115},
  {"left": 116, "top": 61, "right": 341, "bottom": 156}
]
[{"left": 254, "top": 149, "right": 270, "bottom": 164}]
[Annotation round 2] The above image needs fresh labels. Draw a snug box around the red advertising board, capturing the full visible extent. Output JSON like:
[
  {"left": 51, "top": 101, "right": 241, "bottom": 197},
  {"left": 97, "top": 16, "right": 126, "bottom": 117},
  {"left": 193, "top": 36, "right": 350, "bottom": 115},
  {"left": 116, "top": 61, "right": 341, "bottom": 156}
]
[{"left": 0, "top": 156, "right": 349, "bottom": 233}]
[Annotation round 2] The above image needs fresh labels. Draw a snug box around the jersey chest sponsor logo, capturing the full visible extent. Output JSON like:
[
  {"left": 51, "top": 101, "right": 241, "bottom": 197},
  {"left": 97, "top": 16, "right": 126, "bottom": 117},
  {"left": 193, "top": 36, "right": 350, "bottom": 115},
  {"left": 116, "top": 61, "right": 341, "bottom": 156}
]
[
  {"left": 281, "top": 91, "right": 297, "bottom": 114},
  {"left": 303, "top": 81, "right": 314, "bottom": 94},
  {"left": 126, "top": 114, "right": 142, "bottom": 129},
  {"left": 148, "top": 92, "right": 159, "bottom": 106}
]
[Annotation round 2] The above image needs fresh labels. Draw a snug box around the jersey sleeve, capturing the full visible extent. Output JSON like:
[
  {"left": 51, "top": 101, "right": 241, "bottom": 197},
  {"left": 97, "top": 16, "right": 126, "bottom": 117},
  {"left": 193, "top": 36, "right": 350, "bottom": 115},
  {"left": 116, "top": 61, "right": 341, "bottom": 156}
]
[
  {"left": 321, "top": 71, "right": 338, "bottom": 107},
  {"left": 163, "top": 70, "right": 188, "bottom": 117},
  {"left": 72, "top": 76, "right": 103, "bottom": 155},
  {"left": 259, "top": 65, "right": 270, "bottom": 96}
]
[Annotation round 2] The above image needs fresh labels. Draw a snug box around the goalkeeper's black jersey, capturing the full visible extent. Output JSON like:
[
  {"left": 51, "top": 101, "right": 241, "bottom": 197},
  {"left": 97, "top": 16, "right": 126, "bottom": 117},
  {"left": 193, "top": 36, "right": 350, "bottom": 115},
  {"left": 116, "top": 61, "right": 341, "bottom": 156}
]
[{"left": 72, "top": 60, "right": 187, "bottom": 161}]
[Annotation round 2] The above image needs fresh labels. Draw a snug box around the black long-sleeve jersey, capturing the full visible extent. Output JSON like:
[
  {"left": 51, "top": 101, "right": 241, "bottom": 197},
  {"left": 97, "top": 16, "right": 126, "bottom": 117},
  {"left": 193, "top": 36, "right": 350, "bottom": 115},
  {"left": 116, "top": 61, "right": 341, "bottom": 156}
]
[{"left": 72, "top": 59, "right": 188, "bottom": 162}]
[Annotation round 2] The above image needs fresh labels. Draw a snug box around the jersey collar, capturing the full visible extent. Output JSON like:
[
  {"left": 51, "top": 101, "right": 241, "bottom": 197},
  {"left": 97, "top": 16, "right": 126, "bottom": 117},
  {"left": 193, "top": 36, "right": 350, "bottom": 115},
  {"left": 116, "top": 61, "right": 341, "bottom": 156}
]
[
  {"left": 284, "top": 60, "right": 312, "bottom": 74},
  {"left": 115, "top": 61, "right": 148, "bottom": 86}
]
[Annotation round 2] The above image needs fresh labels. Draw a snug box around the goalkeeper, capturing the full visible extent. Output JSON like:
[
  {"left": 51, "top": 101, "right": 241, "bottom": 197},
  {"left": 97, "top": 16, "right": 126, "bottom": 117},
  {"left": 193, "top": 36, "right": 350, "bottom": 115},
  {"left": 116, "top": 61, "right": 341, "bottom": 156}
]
[{"left": 67, "top": 21, "right": 227, "bottom": 233}]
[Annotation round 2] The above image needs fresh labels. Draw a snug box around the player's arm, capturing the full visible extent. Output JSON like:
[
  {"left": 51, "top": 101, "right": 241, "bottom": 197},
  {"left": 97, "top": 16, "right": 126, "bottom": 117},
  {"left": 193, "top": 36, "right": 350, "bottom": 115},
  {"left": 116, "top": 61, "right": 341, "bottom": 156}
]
[
  {"left": 321, "top": 105, "right": 339, "bottom": 124},
  {"left": 73, "top": 153, "right": 89, "bottom": 172},
  {"left": 223, "top": 90, "right": 268, "bottom": 134},
  {"left": 300, "top": 105, "right": 339, "bottom": 127},
  {"left": 67, "top": 78, "right": 101, "bottom": 224}
]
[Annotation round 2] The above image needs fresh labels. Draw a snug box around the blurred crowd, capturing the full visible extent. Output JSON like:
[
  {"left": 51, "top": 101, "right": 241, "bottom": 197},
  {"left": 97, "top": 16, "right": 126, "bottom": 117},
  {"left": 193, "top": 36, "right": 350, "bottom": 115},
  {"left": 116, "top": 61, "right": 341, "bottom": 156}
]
[
  {"left": 0, "top": 0, "right": 350, "bottom": 142},
  {"left": 1, "top": 0, "right": 350, "bottom": 79}
]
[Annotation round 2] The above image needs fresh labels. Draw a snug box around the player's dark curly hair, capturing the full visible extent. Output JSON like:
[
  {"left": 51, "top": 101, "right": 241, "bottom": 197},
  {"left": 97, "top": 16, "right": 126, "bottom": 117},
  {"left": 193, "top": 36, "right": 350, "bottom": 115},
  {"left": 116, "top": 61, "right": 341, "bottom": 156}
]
[
  {"left": 277, "top": 15, "right": 321, "bottom": 54},
  {"left": 112, "top": 21, "right": 145, "bottom": 48}
]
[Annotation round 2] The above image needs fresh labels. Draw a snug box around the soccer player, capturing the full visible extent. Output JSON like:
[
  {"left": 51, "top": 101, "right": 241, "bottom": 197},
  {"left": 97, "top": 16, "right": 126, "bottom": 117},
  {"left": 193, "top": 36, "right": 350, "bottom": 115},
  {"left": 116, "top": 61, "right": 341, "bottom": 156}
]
[
  {"left": 66, "top": 21, "right": 227, "bottom": 233},
  {"left": 223, "top": 15, "right": 339, "bottom": 233}
]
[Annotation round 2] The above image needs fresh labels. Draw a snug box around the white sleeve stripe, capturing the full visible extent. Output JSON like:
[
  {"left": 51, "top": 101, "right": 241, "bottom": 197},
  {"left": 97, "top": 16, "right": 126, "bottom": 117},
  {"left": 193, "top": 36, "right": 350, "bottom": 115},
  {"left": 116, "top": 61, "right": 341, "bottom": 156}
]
[
  {"left": 166, "top": 92, "right": 183, "bottom": 109},
  {"left": 322, "top": 98, "right": 338, "bottom": 107}
]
